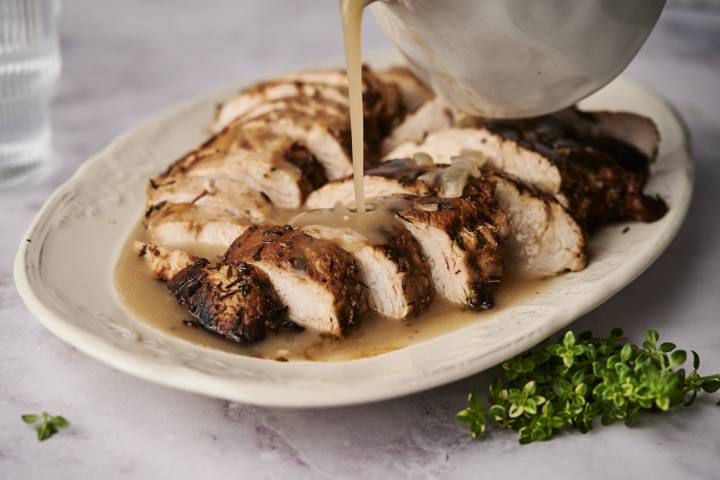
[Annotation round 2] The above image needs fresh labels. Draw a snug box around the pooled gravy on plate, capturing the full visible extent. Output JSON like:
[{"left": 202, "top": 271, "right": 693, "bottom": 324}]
[{"left": 115, "top": 222, "right": 546, "bottom": 362}]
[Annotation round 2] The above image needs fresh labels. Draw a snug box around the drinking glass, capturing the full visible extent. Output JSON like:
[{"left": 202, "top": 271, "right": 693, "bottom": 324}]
[{"left": 0, "top": 0, "right": 61, "bottom": 188}]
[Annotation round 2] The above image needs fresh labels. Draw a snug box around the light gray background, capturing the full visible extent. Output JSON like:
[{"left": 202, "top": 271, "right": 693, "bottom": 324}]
[{"left": 1, "top": 2, "right": 719, "bottom": 479}]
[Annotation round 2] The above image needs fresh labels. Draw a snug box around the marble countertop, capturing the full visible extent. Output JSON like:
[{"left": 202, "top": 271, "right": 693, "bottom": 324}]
[{"left": 1, "top": 2, "right": 719, "bottom": 478}]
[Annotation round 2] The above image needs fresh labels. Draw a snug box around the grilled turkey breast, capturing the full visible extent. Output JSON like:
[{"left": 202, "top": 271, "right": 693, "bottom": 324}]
[
  {"left": 467, "top": 116, "right": 667, "bottom": 228},
  {"left": 134, "top": 242, "right": 287, "bottom": 343},
  {"left": 213, "top": 66, "right": 405, "bottom": 153},
  {"left": 298, "top": 222, "right": 433, "bottom": 320},
  {"left": 305, "top": 158, "right": 435, "bottom": 209},
  {"left": 304, "top": 159, "right": 509, "bottom": 308},
  {"left": 553, "top": 107, "right": 660, "bottom": 162},
  {"left": 224, "top": 225, "right": 367, "bottom": 336},
  {"left": 228, "top": 96, "right": 348, "bottom": 126},
  {"left": 381, "top": 98, "right": 460, "bottom": 155},
  {"left": 157, "top": 136, "right": 321, "bottom": 209},
  {"left": 145, "top": 203, "right": 249, "bottom": 249},
  {"left": 237, "top": 108, "right": 354, "bottom": 180},
  {"left": 213, "top": 80, "right": 348, "bottom": 132},
  {"left": 136, "top": 64, "right": 671, "bottom": 347},
  {"left": 306, "top": 159, "right": 584, "bottom": 275},
  {"left": 147, "top": 175, "right": 273, "bottom": 222},
  {"left": 377, "top": 66, "right": 434, "bottom": 112},
  {"left": 385, "top": 118, "right": 666, "bottom": 228},
  {"left": 398, "top": 191, "right": 508, "bottom": 309},
  {"left": 486, "top": 172, "right": 587, "bottom": 274},
  {"left": 307, "top": 157, "right": 482, "bottom": 209},
  {"left": 253, "top": 66, "right": 405, "bottom": 143}
]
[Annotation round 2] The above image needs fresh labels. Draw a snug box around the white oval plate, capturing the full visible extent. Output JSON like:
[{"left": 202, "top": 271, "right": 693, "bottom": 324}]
[{"left": 14, "top": 64, "right": 692, "bottom": 408}]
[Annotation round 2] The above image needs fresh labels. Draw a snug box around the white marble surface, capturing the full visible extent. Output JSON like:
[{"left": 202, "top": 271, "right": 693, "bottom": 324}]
[{"left": 1, "top": 2, "right": 719, "bottom": 478}]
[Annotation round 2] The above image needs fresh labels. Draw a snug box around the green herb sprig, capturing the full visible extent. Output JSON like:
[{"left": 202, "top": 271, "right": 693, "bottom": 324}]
[
  {"left": 21, "top": 412, "right": 70, "bottom": 441},
  {"left": 458, "top": 329, "right": 720, "bottom": 444}
]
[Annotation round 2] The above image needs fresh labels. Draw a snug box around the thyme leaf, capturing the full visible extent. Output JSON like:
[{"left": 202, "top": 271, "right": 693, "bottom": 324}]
[{"left": 21, "top": 411, "right": 71, "bottom": 442}]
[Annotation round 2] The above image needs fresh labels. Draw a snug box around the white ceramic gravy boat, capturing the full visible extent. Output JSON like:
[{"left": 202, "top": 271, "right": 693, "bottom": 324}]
[{"left": 370, "top": 0, "right": 665, "bottom": 117}]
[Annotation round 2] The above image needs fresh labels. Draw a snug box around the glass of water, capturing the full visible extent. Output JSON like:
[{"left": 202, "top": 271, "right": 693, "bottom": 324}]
[{"left": 0, "top": 0, "right": 61, "bottom": 188}]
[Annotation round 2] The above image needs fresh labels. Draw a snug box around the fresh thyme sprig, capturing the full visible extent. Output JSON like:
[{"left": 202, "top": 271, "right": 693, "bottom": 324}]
[
  {"left": 458, "top": 329, "right": 720, "bottom": 444},
  {"left": 21, "top": 412, "right": 71, "bottom": 441}
]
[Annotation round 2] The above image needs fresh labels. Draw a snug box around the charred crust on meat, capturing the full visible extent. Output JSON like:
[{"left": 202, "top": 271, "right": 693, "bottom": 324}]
[
  {"left": 144, "top": 200, "right": 167, "bottom": 219},
  {"left": 478, "top": 116, "right": 668, "bottom": 228},
  {"left": 224, "top": 225, "right": 368, "bottom": 334},
  {"left": 164, "top": 259, "right": 287, "bottom": 343},
  {"left": 398, "top": 181, "right": 508, "bottom": 309},
  {"left": 367, "top": 158, "right": 433, "bottom": 182},
  {"left": 283, "top": 142, "right": 328, "bottom": 191},
  {"left": 252, "top": 245, "right": 265, "bottom": 261},
  {"left": 378, "top": 226, "right": 434, "bottom": 316},
  {"left": 466, "top": 285, "right": 495, "bottom": 310},
  {"left": 190, "top": 189, "right": 210, "bottom": 204}
]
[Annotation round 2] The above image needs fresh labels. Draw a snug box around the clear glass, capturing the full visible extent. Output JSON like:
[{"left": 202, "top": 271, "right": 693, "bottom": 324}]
[{"left": 0, "top": 0, "right": 61, "bottom": 188}]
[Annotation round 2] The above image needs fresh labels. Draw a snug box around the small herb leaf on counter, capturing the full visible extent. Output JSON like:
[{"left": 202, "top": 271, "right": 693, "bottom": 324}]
[{"left": 21, "top": 411, "right": 71, "bottom": 441}]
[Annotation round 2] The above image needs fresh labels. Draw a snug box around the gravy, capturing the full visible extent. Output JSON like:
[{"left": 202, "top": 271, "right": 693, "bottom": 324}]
[
  {"left": 290, "top": 198, "right": 413, "bottom": 246},
  {"left": 339, "top": 0, "right": 373, "bottom": 214},
  {"left": 115, "top": 222, "right": 546, "bottom": 362}
]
